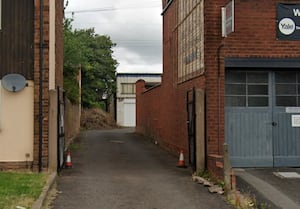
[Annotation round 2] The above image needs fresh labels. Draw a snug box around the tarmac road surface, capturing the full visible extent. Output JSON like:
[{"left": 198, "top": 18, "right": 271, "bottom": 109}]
[{"left": 50, "top": 128, "right": 233, "bottom": 209}]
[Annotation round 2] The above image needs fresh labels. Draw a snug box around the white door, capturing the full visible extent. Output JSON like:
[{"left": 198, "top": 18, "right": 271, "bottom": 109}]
[{"left": 124, "top": 101, "right": 136, "bottom": 127}]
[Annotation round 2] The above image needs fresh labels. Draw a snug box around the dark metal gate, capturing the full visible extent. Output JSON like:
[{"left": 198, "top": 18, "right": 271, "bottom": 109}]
[
  {"left": 57, "top": 87, "right": 65, "bottom": 172},
  {"left": 187, "top": 88, "right": 196, "bottom": 171}
]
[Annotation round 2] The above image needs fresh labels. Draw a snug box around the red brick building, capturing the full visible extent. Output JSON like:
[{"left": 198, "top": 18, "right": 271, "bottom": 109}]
[
  {"left": 136, "top": 0, "right": 300, "bottom": 177},
  {"left": 0, "top": 0, "right": 64, "bottom": 172}
]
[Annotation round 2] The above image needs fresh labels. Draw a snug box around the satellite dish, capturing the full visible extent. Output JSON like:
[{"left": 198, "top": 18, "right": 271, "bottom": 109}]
[{"left": 1, "top": 74, "right": 27, "bottom": 92}]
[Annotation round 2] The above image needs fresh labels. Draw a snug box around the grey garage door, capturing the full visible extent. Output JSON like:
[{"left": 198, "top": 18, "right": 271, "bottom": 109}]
[{"left": 225, "top": 70, "right": 300, "bottom": 167}]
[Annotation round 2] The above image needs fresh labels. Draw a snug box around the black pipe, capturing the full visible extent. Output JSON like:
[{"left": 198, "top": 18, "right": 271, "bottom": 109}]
[{"left": 38, "top": 0, "right": 44, "bottom": 172}]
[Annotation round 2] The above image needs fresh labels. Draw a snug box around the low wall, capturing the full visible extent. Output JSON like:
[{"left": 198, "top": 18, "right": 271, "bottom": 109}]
[
  {"left": 136, "top": 80, "right": 186, "bottom": 156},
  {"left": 47, "top": 91, "right": 81, "bottom": 172},
  {"left": 64, "top": 99, "right": 81, "bottom": 147}
]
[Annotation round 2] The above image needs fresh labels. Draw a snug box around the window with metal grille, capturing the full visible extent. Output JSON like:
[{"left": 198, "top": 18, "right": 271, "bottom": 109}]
[
  {"left": 177, "top": 0, "right": 204, "bottom": 83},
  {"left": 121, "top": 83, "right": 135, "bottom": 94},
  {"left": 225, "top": 71, "right": 269, "bottom": 107}
]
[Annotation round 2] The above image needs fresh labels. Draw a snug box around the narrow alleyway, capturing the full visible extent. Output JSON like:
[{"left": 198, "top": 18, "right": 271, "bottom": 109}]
[{"left": 50, "top": 128, "right": 233, "bottom": 209}]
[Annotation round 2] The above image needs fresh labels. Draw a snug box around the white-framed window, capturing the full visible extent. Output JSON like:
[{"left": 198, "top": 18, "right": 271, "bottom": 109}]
[{"left": 121, "top": 83, "right": 136, "bottom": 94}]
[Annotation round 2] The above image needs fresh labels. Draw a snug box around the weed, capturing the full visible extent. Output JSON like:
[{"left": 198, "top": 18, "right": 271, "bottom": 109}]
[
  {"left": 219, "top": 180, "right": 225, "bottom": 189},
  {"left": 199, "top": 170, "right": 210, "bottom": 179},
  {"left": 259, "top": 202, "right": 267, "bottom": 209},
  {"left": 68, "top": 142, "right": 81, "bottom": 150},
  {"left": 226, "top": 190, "right": 259, "bottom": 209}
]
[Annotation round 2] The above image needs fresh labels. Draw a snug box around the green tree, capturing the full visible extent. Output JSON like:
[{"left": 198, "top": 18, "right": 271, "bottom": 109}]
[
  {"left": 63, "top": 18, "right": 82, "bottom": 104},
  {"left": 63, "top": 18, "right": 118, "bottom": 108}
]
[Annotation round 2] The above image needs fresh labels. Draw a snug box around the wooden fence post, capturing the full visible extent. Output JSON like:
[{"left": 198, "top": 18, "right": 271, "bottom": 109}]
[{"left": 223, "top": 143, "right": 231, "bottom": 193}]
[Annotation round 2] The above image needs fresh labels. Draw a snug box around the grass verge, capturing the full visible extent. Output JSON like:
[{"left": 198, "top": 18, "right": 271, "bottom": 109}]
[{"left": 0, "top": 172, "right": 46, "bottom": 209}]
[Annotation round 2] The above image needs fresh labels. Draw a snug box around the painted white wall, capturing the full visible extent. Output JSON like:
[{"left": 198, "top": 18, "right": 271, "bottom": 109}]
[
  {"left": 116, "top": 74, "right": 161, "bottom": 127},
  {"left": 0, "top": 81, "right": 34, "bottom": 162},
  {"left": 116, "top": 75, "right": 161, "bottom": 98}
]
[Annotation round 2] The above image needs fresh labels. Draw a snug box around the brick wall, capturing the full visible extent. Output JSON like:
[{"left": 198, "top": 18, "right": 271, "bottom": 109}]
[
  {"left": 137, "top": 1, "right": 206, "bottom": 157},
  {"left": 138, "top": 0, "right": 300, "bottom": 178},
  {"left": 137, "top": 0, "right": 205, "bottom": 166},
  {"left": 32, "top": 0, "right": 64, "bottom": 171},
  {"left": 0, "top": 162, "right": 33, "bottom": 171},
  {"left": 0, "top": 0, "right": 63, "bottom": 172},
  {"left": 204, "top": 0, "right": 300, "bottom": 173},
  {"left": 33, "top": 0, "right": 50, "bottom": 171},
  {"left": 204, "top": 0, "right": 227, "bottom": 169}
]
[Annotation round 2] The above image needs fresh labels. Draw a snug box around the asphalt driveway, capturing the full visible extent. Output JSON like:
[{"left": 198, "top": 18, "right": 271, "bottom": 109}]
[{"left": 50, "top": 128, "right": 233, "bottom": 209}]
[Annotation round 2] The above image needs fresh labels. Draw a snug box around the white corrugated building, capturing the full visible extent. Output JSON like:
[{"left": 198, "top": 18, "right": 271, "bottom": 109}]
[{"left": 116, "top": 73, "right": 161, "bottom": 127}]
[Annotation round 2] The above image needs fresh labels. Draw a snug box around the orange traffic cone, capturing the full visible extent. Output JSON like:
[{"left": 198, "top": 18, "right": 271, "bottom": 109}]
[
  {"left": 177, "top": 150, "right": 187, "bottom": 168},
  {"left": 65, "top": 150, "right": 72, "bottom": 168}
]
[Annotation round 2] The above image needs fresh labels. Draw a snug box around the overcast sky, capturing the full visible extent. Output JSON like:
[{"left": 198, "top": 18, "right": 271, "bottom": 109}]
[{"left": 65, "top": 0, "right": 163, "bottom": 74}]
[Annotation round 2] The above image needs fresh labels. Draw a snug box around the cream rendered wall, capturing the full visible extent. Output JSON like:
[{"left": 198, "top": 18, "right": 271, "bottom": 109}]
[
  {"left": 49, "top": 0, "right": 56, "bottom": 90},
  {"left": 0, "top": 81, "right": 34, "bottom": 162}
]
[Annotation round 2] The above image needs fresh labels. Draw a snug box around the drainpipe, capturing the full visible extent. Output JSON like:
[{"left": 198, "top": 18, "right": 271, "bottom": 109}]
[
  {"left": 39, "top": 0, "right": 44, "bottom": 172},
  {"left": 217, "top": 44, "right": 224, "bottom": 155}
]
